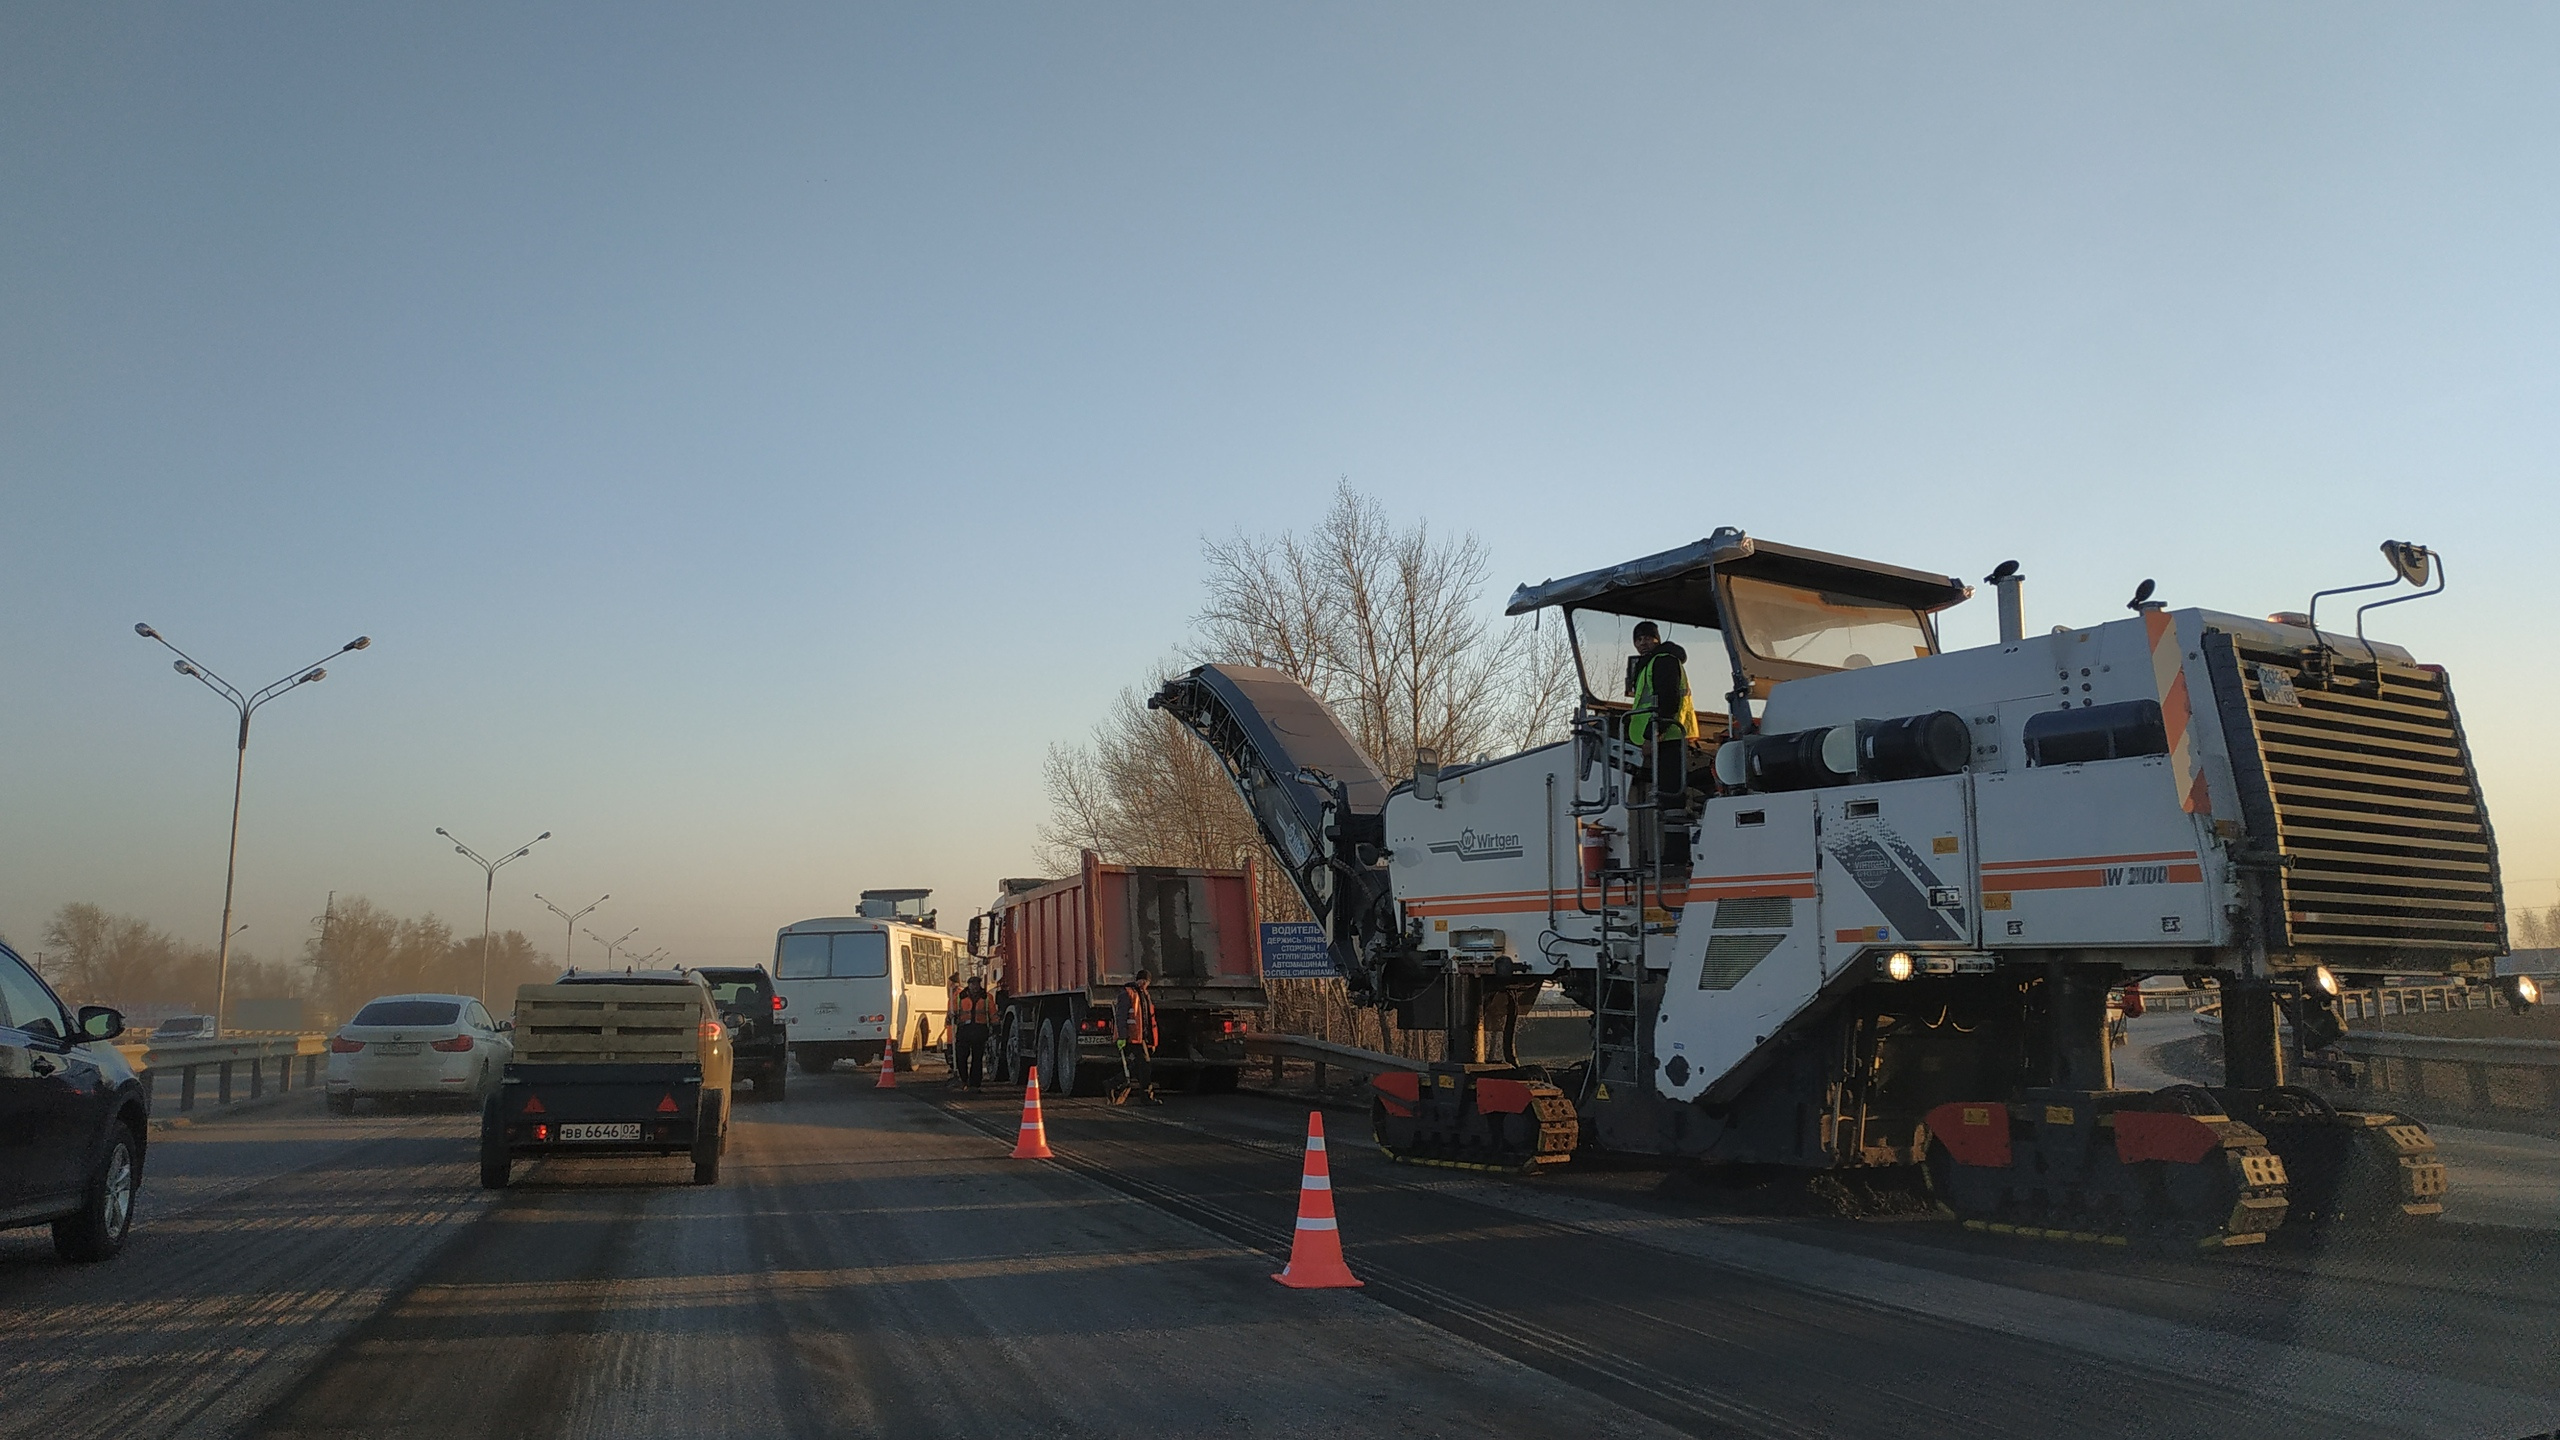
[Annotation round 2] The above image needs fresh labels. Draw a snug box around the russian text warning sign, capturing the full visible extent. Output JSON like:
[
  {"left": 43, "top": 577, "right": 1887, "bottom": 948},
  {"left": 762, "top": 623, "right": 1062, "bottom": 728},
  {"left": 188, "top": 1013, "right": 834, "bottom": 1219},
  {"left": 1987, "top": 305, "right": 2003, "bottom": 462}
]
[{"left": 1259, "top": 922, "right": 1336, "bottom": 978}]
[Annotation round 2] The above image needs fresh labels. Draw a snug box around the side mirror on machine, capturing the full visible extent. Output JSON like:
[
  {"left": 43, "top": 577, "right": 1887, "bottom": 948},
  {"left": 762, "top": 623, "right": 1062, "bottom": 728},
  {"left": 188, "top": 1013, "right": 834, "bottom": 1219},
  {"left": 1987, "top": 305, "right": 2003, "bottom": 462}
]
[
  {"left": 1413, "top": 747, "right": 1441, "bottom": 803},
  {"left": 967, "top": 915, "right": 984, "bottom": 953}
]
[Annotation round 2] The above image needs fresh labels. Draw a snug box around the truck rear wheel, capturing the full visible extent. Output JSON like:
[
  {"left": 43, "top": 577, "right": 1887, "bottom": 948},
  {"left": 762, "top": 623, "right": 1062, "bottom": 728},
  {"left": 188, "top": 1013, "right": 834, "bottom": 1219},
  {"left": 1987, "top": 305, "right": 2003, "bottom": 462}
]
[
  {"left": 1034, "top": 1015, "right": 1061, "bottom": 1090},
  {"left": 479, "top": 1098, "right": 512, "bottom": 1190},
  {"left": 1051, "top": 1019, "right": 1086, "bottom": 1097},
  {"left": 692, "top": 1093, "right": 724, "bottom": 1185}
]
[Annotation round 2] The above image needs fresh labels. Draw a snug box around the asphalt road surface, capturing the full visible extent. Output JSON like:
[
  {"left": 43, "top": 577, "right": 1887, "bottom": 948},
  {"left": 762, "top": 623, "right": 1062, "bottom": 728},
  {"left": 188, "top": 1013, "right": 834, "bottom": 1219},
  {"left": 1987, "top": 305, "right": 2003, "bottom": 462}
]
[{"left": 5, "top": 1063, "right": 2558, "bottom": 1440}]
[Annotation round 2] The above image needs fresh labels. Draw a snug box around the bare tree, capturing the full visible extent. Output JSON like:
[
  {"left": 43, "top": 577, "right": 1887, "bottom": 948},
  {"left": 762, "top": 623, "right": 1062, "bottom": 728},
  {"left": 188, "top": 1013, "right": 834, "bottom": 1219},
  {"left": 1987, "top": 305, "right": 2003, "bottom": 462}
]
[{"left": 1194, "top": 482, "right": 1569, "bottom": 779}]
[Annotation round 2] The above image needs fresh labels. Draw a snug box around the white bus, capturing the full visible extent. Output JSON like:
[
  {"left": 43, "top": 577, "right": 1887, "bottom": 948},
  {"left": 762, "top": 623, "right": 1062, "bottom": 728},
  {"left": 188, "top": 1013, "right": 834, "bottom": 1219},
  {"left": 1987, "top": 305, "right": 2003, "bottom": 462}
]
[{"left": 773, "top": 894, "right": 962, "bottom": 1074}]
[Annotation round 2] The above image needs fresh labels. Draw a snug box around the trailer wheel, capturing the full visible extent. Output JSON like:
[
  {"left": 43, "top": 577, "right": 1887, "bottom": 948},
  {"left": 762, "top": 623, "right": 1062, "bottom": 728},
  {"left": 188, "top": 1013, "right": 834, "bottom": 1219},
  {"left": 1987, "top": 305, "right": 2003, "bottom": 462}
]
[
  {"left": 692, "top": 1093, "right": 725, "bottom": 1185},
  {"left": 478, "top": 1098, "right": 512, "bottom": 1190}
]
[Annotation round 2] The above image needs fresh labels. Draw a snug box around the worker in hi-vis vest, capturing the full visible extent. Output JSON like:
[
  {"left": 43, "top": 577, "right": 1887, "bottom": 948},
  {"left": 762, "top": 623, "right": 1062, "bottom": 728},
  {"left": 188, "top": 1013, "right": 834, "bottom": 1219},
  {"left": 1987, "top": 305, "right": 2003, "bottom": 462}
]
[
  {"left": 1624, "top": 621, "right": 1695, "bottom": 802},
  {"left": 951, "top": 976, "right": 997, "bottom": 1091},
  {"left": 1110, "top": 970, "right": 1162, "bottom": 1106}
]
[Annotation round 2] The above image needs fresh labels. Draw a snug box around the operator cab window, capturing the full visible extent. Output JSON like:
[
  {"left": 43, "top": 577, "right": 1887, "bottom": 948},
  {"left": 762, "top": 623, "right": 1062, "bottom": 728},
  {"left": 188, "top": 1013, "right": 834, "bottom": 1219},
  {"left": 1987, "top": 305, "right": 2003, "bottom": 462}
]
[
  {"left": 1567, "top": 610, "right": 1720, "bottom": 708},
  {"left": 1722, "top": 575, "right": 1934, "bottom": 672}
]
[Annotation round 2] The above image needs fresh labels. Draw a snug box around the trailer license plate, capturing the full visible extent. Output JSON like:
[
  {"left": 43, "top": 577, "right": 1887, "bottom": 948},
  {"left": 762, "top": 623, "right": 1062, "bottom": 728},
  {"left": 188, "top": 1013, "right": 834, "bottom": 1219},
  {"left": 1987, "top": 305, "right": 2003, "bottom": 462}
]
[{"left": 558, "top": 1123, "right": 641, "bottom": 1142}]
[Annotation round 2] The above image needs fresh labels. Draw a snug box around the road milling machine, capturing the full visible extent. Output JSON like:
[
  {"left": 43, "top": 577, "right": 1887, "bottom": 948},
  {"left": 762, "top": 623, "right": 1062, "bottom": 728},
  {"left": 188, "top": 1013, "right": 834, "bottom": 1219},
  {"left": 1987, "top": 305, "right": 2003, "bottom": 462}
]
[{"left": 1150, "top": 530, "right": 2511, "bottom": 1247}]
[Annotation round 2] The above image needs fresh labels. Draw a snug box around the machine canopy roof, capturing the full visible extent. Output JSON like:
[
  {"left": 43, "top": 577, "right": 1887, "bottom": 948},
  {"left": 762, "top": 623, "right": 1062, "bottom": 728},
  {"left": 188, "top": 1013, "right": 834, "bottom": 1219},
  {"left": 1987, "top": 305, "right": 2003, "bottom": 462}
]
[{"left": 1503, "top": 527, "right": 1973, "bottom": 628}]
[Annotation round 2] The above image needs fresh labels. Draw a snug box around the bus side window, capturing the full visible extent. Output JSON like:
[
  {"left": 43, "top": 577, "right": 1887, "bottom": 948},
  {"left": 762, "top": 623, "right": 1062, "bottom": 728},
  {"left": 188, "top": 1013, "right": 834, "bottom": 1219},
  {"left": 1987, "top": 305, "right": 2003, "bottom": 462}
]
[{"left": 900, "top": 944, "right": 912, "bottom": 985}]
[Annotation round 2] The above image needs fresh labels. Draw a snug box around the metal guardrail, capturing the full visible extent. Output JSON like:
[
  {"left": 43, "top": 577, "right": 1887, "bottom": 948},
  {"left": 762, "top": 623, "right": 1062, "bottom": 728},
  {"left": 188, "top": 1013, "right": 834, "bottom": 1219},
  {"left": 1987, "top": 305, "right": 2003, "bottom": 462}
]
[
  {"left": 1242, "top": 1032, "right": 1425, "bottom": 1092},
  {"left": 2330, "top": 1031, "right": 2560, "bottom": 1119},
  {"left": 112, "top": 1033, "right": 328, "bottom": 1114}
]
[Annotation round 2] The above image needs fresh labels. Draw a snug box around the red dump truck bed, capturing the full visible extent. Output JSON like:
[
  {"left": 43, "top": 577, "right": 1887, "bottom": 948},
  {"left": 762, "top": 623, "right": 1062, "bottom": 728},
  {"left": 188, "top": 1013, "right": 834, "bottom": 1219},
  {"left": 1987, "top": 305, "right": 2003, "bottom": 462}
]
[
  {"left": 1001, "top": 851, "right": 1263, "bottom": 999},
  {"left": 990, "top": 851, "right": 1264, "bottom": 1095}
]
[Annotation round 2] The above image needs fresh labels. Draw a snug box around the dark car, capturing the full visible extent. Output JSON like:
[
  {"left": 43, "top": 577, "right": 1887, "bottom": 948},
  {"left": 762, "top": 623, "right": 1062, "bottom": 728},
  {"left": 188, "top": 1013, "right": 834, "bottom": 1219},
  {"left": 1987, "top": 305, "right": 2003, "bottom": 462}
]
[
  {"left": 695, "top": 966, "right": 788, "bottom": 1102},
  {"left": 0, "top": 941, "right": 148, "bottom": 1261}
]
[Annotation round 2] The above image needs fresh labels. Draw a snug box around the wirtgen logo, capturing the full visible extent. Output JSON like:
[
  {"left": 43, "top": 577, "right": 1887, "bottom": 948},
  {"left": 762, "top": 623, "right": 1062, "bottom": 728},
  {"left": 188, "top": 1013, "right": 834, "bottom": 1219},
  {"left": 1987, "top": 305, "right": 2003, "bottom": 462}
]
[{"left": 1427, "top": 830, "right": 1525, "bottom": 863}]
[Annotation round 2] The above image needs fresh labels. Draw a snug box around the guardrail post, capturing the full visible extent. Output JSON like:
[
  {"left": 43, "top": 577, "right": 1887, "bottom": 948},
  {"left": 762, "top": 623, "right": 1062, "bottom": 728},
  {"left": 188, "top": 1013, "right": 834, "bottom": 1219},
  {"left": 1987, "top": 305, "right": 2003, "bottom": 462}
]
[
  {"left": 180, "top": 1064, "right": 197, "bottom": 1112},
  {"left": 218, "top": 1060, "right": 233, "bottom": 1105},
  {"left": 305, "top": 1054, "right": 319, "bottom": 1088},
  {"left": 248, "top": 1055, "right": 264, "bottom": 1099}
]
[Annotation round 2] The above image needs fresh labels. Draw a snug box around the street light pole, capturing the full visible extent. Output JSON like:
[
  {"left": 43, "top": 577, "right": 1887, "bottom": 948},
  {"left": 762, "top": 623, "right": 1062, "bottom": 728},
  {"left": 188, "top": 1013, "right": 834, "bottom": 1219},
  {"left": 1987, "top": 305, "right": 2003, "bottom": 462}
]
[
  {"left": 534, "top": 892, "right": 609, "bottom": 974},
  {"left": 136, "top": 623, "right": 370, "bottom": 1039},
  {"left": 587, "top": 926, "right": 640, "bottom": 966},
  {"left": 438, "top": 828, "right": 551, "bottom": 1006}
]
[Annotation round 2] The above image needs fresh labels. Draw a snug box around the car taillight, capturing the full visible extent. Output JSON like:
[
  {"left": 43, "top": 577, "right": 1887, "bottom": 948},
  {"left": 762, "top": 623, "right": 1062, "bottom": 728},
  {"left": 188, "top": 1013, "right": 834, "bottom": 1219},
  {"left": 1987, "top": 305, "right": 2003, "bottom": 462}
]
[
  {"left": 859, "top": 1013, "right": 886, "bottom": 1023},
  {"left": 329, "top": 1036, "right": 365, "bottom": 1053},
  {"left": 1221, "top": 1019, "right": 1249, "bottom": 1035},
  {"left": 772, "top": 994, "right": 786, "bottom": 1011},
  {"left": 1081, "top": 1017, "right": 1110, "bottom": 1033},
  {"left": 431, "top": 1034, "right": 474, "bottom": 1052},
  {"left": 699, "top": 1020, "right": 725, "bottom": 1040}
]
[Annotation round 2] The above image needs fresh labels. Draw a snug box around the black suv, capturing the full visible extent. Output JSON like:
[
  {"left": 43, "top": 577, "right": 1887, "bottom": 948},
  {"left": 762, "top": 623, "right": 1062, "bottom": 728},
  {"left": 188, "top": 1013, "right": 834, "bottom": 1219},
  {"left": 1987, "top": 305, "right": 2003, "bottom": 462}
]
[
  {"left": 695, "top": 966, "right": 788, "bottom": 1102},
  {"left": 1, "top": 941, "right": 148, "bottom": 1260}
]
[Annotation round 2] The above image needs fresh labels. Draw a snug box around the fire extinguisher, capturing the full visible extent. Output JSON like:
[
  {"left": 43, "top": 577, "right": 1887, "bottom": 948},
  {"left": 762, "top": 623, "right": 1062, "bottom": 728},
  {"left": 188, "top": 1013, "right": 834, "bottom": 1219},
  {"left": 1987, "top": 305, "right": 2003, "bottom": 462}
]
[{"left": 1580, "top": 823, "right": 1615, "bottom": 885}]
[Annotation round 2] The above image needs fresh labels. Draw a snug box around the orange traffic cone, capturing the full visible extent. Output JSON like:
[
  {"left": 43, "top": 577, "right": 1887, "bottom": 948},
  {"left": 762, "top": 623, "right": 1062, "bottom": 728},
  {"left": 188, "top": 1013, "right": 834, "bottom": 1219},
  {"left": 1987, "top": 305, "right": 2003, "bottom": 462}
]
[
  {"left": 876, "top": 1037, "right": 898, "bottom": 1089},
  {"left": 1273, "top": 1110, "right": 1361, "bottom": 1289},
  {"left": 1011, "top": 1066, "right": 1053, "bottom": 1159}
]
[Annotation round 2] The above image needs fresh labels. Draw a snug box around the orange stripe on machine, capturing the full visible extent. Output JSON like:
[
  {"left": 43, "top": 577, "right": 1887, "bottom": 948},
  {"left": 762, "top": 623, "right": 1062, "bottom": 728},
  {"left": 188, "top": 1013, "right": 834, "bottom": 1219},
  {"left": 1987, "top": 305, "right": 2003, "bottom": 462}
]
[{"left": 1995, "top": 863, "right": 2204, "bottom": 892}]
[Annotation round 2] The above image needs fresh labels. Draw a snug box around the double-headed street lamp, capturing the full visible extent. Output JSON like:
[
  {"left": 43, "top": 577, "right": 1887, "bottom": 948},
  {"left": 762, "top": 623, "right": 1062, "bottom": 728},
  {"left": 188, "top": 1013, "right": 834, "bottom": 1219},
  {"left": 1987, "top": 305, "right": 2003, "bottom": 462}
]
[
  {"left": 535, "top": 892, "right": 609, "bottom": 975},
  {"left": 438, "top": 828, "right": 550, "bottom": 1006},
  {"left": 136, "top": 623, "right": 370, "bottom": 1038},
  {"left": 587, "top": 926, "right": 641, "bottom": 966}
]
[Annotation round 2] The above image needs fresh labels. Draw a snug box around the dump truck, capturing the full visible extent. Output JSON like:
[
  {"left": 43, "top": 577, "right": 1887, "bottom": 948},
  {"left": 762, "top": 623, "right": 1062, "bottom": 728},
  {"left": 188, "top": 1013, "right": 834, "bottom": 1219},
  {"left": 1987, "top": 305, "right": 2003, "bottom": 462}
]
[
  {"left": 480, "top": 968, "right": 733, "bottom": 1188},
  {"left": 971, "top": 851, "right": 1265, "bottom": 1096},
  {"left": 1152, "top": 531, "right": 2507, "bottom": 1247}
]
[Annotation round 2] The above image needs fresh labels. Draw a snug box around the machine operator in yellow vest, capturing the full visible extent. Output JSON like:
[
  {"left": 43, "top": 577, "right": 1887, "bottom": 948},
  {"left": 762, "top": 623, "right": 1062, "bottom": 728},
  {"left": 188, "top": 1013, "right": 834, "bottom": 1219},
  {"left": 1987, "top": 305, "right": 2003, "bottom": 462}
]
[{"left": 1625, "top": 621, "right": 1696, "bottom": 803}]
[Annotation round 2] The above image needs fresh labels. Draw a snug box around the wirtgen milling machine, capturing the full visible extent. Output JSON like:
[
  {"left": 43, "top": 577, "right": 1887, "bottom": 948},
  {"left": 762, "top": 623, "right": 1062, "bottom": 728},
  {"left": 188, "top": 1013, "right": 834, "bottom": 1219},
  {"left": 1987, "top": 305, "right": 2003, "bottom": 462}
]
[{"left": 1152, "top": 530, "right": 2514, "bottom": 1248}]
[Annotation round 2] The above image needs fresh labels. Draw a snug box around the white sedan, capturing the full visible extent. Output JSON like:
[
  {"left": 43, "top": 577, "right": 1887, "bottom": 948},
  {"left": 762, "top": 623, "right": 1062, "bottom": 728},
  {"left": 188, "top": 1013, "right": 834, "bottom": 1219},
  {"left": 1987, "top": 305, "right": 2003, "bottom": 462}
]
[{"left": 324, "top": 994, "right": 513, "bottom": 1113}]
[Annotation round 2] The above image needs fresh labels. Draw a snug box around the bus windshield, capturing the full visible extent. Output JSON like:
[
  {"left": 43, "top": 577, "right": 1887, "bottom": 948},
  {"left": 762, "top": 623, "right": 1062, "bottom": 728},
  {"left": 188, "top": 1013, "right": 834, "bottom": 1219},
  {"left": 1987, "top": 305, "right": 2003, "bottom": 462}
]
[{"left": 776, "top": 930, "right": 890, "bottom": 980}]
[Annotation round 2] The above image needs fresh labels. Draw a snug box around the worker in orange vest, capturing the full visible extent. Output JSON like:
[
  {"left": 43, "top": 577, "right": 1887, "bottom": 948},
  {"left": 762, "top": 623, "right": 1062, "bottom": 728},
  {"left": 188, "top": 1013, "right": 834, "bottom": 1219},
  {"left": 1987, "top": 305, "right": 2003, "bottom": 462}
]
[
  {"left": 952, "top": 976, "right": 998, "bottom": 1091},
  {"left": 1111, "top": 970, "right": 1162, "bottom": 1106}
]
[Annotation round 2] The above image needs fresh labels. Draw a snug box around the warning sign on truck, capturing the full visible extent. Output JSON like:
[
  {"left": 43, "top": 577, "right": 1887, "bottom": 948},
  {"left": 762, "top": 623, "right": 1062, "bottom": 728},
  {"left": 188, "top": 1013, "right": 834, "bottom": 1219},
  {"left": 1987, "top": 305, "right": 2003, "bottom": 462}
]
[{"left": 1259, "top": 922, "right": 1336, "bottom": 978}]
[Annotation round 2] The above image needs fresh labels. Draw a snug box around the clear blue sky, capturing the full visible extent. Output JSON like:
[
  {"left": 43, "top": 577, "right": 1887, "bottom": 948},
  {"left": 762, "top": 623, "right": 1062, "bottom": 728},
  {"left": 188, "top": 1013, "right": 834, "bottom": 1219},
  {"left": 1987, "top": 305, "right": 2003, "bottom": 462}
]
[{"left": 5, "top": 4, "right": 2555, "bottom": 970}]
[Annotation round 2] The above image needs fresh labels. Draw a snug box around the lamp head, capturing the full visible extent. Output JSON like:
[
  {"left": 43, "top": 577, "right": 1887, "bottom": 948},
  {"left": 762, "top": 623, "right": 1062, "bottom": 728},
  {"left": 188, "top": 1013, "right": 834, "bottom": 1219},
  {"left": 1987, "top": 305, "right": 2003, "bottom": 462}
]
[
  {"left": 135, "top": 623, "right": 158, "bottom": 638},
  {"left": 344, "top": 636, "right": 372, "bottom": 651},
  {"left": 173, "top": 661, "right": 195, "bottom": 675},
  {"left": 436, "top": 828, "right": 450, "bottom": 837},
  {"left": 300, "top": 668, "right": 326, "bottom": 684},
  {"left": 2380, "top": 541, "right": 2432, "bottom": 587}
]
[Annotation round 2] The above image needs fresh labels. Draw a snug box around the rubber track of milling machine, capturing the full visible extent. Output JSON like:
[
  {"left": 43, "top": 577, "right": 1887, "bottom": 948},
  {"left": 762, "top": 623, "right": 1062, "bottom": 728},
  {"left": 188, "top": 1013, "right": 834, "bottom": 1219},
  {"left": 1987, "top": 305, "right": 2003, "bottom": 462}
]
[
  {"left": 1923, "top": 1091, "right": 2291, "bottom": 1250},
  {"left": 1371, "top": 1064, "right": 1580, "bottom": 1174}
]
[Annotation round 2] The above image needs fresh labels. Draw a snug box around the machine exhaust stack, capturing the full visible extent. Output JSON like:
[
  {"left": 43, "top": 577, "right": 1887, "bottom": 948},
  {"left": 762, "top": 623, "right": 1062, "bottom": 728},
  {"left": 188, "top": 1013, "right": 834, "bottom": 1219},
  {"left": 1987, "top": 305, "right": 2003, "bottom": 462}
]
[{"left": 1986, "top": 560, "right": 2024, "bottom": 644}]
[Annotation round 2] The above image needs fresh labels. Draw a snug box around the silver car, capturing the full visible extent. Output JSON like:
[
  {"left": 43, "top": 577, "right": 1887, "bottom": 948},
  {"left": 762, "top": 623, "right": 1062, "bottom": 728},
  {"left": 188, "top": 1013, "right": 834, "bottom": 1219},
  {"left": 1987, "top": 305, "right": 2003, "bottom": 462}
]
[{"left": 324, "top": 994, "right": 512, "bottom": 1113}]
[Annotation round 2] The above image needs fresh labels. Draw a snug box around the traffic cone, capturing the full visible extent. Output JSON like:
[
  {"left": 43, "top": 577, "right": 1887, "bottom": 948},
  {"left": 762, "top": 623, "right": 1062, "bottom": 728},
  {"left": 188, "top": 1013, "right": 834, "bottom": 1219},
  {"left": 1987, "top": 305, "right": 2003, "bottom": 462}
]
[
  {"left": 876, "top": 1037, "right": 898, "bottom": 1089},
  {"left": 1011, "top": 1066, "right": 1053, "bottom": 1159},
  {"left": 1273, "top": 1111, "right": 1361, "bottom": 1289}
]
